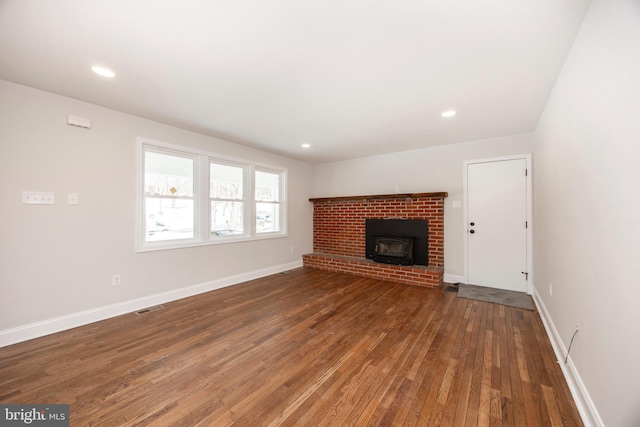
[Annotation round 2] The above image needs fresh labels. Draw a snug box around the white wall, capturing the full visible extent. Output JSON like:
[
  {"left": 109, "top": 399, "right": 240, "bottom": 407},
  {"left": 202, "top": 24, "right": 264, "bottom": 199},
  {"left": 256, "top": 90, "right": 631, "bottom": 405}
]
[
  {"left": 0, "top": 81, "right": 314, "bottom": 341},
  {"left": 314, "top": 134, "right": 533, "bottom": 279},
  {"left": 533, "top": 0, "right": 640, "bottom": 425}
]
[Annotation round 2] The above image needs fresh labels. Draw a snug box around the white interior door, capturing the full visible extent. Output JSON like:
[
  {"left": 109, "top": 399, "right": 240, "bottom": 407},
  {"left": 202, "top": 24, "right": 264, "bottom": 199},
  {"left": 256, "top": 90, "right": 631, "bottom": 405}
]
[{"left": 465, "top": 157, "right": 529, "bottom": 292}]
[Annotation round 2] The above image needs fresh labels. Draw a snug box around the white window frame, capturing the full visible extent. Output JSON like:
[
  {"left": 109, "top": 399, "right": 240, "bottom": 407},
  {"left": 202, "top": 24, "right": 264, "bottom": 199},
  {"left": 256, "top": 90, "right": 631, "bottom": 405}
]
[
  {"left": 254, "top": 167, "right": 286, "bottom": 235},
  {"left": 136, "top": 137, "right": 287, "bottom": 252},
  {"left": 209, "top": 159, "right": 249, "bottom": 239}
]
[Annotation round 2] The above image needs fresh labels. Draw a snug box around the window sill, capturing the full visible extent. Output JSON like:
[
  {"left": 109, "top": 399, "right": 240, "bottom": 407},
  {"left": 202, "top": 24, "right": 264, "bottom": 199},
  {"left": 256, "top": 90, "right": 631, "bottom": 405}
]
[{"left": 136, "top": 232, "right": 288, "bottom": 253}]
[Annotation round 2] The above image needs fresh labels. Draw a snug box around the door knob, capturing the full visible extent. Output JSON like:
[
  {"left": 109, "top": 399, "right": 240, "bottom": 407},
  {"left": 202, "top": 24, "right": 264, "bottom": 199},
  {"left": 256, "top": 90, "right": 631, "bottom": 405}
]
[
  {"left": 469, "top": 229, "right": 475, "bottom": 234},
  {"left": 470, "top": 222, "right": 475, "bottom": 226}
]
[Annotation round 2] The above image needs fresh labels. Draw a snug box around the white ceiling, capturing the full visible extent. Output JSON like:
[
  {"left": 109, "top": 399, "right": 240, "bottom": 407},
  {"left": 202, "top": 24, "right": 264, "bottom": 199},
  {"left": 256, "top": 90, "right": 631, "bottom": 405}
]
[{"left": 0, "top": 0, "right": 591, "bottom": 163}]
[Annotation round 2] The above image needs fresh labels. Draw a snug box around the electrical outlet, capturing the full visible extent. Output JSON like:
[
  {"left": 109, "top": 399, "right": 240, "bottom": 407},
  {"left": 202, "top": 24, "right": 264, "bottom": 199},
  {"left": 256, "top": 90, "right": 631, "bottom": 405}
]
[
  {"left": 112, "top": 274, "right": 121, "bottom": 287},
  {"left": 549, "top": 282, "right": 553, "bottom": 297}
]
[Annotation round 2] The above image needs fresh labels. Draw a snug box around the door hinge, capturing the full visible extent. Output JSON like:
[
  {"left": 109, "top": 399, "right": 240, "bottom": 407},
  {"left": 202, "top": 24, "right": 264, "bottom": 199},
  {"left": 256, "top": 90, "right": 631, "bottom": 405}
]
[
  {"left": 521, "top": 271, "right": 529, "bottom": 280},
  {"left": 525, "top": 221, "right": 528, "bottom": 228},
  {"left": 525, "top": 168, "right": 528, "bottom": 176}
]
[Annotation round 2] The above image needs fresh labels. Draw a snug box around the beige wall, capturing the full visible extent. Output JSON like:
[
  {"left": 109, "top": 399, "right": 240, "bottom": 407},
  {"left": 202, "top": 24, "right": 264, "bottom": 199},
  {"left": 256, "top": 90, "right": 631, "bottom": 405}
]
[
  {"left": 533, "top": 0, "right": 640, "bottom": 425},
  {"left": 0, "top": 80, "right": 314, "bottom": 336},
  {"left": 313, "top": 133, "right": 533, "bottom": 279},
  {"left": 4, "top": 2, "right": 639, "bottom": 422}
]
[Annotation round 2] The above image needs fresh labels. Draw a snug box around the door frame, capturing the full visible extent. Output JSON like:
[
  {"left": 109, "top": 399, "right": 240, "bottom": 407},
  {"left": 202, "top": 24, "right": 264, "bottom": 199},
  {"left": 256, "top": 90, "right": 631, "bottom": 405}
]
[{"left": 463, "top": 154, "right": 533, "bottom": 294}]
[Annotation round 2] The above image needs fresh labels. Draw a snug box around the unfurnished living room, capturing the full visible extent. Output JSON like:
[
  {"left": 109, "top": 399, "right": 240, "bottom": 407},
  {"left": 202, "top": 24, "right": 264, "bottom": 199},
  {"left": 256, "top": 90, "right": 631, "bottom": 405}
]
[{"left": 0, "top": 1, "right": 639, "bottom": 426}]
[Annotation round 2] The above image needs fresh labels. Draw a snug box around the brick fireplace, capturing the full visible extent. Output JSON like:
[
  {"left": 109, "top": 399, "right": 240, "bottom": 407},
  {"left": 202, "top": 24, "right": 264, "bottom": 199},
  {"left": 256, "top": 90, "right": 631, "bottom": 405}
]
[{"left": 302, "top": 192, "right": 447, "bottom": 288}]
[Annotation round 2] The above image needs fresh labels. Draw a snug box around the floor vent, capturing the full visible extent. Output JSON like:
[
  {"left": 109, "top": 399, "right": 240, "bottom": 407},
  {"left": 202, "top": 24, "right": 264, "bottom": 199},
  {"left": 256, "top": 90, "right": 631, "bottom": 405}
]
[{"left": 135, "top": 305, "right": 164, "bottom": 315}]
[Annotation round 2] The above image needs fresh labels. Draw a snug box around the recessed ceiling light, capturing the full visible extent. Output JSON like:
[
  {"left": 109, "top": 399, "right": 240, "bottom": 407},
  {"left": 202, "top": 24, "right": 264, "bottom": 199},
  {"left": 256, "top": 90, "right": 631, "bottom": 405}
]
[
  {"left": 91, "top": 66, "right": 115, "bottom": 78},
  {"left": 441, "top": 110, "right": 456, "bottom": 118},
  {"left": 301, "top": 143, "right": 311, "bottom": 148}
]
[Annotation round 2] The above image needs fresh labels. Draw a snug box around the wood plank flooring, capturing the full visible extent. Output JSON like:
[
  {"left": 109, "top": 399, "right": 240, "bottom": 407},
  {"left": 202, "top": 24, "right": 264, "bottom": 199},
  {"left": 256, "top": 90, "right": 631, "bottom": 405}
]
[{"left": 0, "top": 268, "right": 583, "bottom": 426}]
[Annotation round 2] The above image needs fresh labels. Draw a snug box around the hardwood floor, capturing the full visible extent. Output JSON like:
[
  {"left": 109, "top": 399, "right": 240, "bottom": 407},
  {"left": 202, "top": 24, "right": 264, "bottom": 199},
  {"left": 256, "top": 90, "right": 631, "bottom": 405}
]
[{"left": 0, "top": 268, "right": 582, "bottom": 426}]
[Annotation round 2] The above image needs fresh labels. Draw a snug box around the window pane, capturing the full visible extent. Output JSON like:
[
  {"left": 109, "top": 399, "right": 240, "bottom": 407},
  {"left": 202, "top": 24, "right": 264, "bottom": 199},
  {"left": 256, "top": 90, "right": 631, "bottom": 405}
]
[
  {"left": 145, "top": 151, "right": 193, "bottom": 197},
  {"left": 145, "top": 198, "right": 194, "bottom": 241},
  {"left": 211, "top": 201, "right": 244, "bottom": 236},
  {"left": 211, "top": 163, "right": 243, "bottom": 199},
  {"left": 256, "top": 202, "right": 280, "bottom": 233},
  {"left": 255, "top": 171, "right": 279, "bottom": 201}
]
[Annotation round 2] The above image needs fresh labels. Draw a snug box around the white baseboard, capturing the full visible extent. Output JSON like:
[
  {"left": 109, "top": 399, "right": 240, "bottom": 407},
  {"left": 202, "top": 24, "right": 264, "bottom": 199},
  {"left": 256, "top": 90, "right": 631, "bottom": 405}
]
[
  {"left": 532, "top": 289, "right": 604, "bottom": 427},
  {"left": 0, "top": 260, "right": 303, "bottom": 348},
  {"left": 443, "top": 274, "right": 465, "bottom": 284}
]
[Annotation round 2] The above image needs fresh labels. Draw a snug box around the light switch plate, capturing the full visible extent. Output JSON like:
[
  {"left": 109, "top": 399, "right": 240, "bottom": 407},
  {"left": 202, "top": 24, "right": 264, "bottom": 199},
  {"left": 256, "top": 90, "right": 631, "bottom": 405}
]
[
  {"left": 68, "top": 193, "right": 79, "bottom": 205},
  {"left": 22, "top": 191, "right": 55, "bottom": 205}
]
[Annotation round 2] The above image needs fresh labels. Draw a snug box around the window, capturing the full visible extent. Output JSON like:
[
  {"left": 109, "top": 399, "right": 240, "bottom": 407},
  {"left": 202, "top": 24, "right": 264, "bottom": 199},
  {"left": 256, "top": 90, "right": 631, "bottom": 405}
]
[
  {"left": 143, "top": 149, "right": 196, "bottom": 242},
  {"left": 210, "top": 162, "right": 245, "bottom": 237},
  {"left": 137, "top": 138, "right": 286, "bottom": 251},
  {"left": 255, "top": 169, "right": 281, "bottom": 234}
]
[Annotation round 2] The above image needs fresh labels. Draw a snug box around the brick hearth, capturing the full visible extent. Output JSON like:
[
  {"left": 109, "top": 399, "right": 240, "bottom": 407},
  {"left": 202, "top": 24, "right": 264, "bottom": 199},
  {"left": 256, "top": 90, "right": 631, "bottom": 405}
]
[{"left": 303, "top": 192, "right": 447, "bottom": 288}]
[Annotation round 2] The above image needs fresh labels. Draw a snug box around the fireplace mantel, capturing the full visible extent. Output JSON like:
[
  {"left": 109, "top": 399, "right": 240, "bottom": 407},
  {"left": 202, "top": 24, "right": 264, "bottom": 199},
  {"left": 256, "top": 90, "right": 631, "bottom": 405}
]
[{"left": 309, "top": 192, "right": 448, "bottom": 203}]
